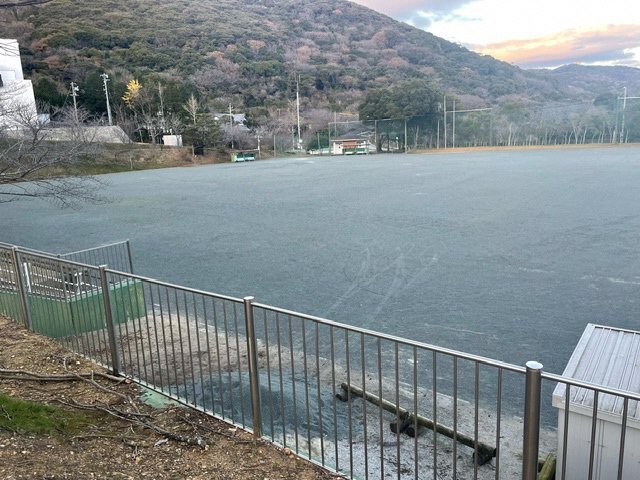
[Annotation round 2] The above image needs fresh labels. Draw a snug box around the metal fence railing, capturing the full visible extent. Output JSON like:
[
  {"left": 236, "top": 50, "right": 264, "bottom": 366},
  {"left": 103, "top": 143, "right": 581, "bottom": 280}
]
[
  {"left": 0, "top": 240, "right": 134, "bottom": 274},
  {"left": 60, "top": 240, "right": 134, "bottom": 274},
  {"left": 1, "top": 241, "right": 639, "bottom": 480}
]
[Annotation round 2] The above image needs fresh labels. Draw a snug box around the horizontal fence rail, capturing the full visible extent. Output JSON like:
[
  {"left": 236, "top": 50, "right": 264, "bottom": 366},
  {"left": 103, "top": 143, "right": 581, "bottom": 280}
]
[
  {"left": 1, "top": 241, "right": 638, "bottom": 480},
  {"left": 60, "top": 240, "right": 134, "bottom": 274}
]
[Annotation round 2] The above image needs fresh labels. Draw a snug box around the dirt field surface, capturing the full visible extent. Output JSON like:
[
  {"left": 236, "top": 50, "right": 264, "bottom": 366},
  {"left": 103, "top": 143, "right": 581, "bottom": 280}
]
[{"left": 0, "top": 316, "right": 340, "bottom": 480}]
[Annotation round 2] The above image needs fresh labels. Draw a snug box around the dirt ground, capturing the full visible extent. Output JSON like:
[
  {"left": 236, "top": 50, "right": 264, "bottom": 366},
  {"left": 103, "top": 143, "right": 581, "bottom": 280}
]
[{"left": 0, "top": 316, "right": 341, "bottom": 480}]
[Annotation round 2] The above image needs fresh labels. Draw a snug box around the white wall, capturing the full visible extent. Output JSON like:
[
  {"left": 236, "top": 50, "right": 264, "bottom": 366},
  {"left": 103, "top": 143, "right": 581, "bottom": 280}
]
[
  {"left": 0, "top": 39, "right": 24, "bottom": 83},
  {"left": 0, "top": 39, "right": 37, "bottom": 127},
  {"left": 557, "top": 407, "right": 640, "bottom": 479}
]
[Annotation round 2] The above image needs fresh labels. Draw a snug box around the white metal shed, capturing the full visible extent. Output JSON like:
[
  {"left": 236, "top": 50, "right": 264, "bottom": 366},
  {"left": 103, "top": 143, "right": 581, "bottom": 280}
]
[{"left": 552, "top": 324, "right": 640, "bottom": 479}]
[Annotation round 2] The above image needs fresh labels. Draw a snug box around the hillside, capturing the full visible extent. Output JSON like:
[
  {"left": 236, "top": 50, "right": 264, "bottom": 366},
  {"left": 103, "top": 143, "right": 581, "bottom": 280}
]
[
  {"left": 3, "top": 0, "right": 640, "bottom": 148},
  {"left": 4, "top": 0, "right": 588, "bottom": 111},
  {"left": 540, "top": 64, "right": 640, "bottom": 98}
]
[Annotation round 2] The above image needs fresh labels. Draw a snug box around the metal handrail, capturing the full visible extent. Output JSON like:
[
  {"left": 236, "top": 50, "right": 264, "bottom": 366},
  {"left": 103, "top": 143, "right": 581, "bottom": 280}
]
[
  {"left": 60, "top": 240, "right": 129, "bottom": 257},
  {"left": 254, "top": 302, "right": 527, "bottom": 374},
  {"left": 542, "top": 371, "right": 640, "bottom": 402},
  {"left": 3, "top": 240, "right": 639, "bottom": 480},
  {"left": 104, "top": 267, "right": 244, "bottom": 304}
]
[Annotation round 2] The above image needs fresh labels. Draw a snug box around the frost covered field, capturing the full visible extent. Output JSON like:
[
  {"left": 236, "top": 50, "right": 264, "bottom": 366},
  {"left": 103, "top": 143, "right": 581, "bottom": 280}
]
[{"left": 3, "top": 146, "right": 640, "bottom": 377}]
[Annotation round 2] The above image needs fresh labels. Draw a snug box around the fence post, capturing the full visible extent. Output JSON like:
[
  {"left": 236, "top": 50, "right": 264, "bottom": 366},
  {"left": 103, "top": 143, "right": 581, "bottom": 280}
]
[
  {"left": 99, "top": 265, "right": 121, "bottom": 376},
  {"left": 11, "top": 247, "right": 32, "bottom": 330},
  {"left": 522, "top": 360, "right": 543, "bottom": 480},
  {"left": 125, "top": 240, "right": 134, "bottom": 274},
  {"left": 243, "top": 296, "right": 262, "bottom": 438}
]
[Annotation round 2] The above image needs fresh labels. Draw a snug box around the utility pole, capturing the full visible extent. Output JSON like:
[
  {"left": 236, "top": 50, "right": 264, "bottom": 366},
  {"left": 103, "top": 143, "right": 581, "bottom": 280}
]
[
  {"left": 158, "top": 83, "right": 165, "bottom": 117},
  {"left": 620, "top": 87, "right": 627, "bottom": 144},
  {"left": 437, "top": 119, "right": 440, "bottom": 149},
  {"left": 158, "top": 83, "right": 165, "bottom": 131},
  {"left": 228, "top": 103, "right": 234, "bottom": 149},
  {"left": 70, "top": 81, "right": 79, "bottom": 123},
  {"left": 374, "top": 119, "right": 378, "bottom": 152},
  {"left": 404, "top": 118, "right": 408, "bottom": 153},
  {"left": 256, "top": 134, "right": 261, "bottom": 159},
  {"left": 443, "top": 95, "right": 447, "bottom": 149},
  {"left": 617, "top": 89, "right": 640, "bottom": 144},
  {"left": 100, "top": 73, "right": 113, "bottom": 126},
  {"left": 452, "top": 100, "right": 456, "bottom": 149},
  {"left": 296, "top": 74, "right": 301, "bottom": 149}
]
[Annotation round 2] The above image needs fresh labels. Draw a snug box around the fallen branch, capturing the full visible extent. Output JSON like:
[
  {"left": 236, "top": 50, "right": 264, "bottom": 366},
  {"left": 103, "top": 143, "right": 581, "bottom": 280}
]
[
  {"left": 1, "top": 364, "right": 205, "bottom": 448},
  {"left": 58, "top": 398, "right": 206, "bottom": 448},
  {"left": 0, "top": 368, "right": 123, "bottom": 383},
  {"left": 174, "top": 409, "right": 256, "bottom": 444}
]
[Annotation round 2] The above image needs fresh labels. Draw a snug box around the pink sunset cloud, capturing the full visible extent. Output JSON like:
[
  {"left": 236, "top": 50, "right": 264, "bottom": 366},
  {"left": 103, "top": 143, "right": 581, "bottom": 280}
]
[
  {"left": 473, "top": 24, "right": 640, "bottom": 68},
  {"left": 349, "top": 0, "right": 468, "bottom": 17}
]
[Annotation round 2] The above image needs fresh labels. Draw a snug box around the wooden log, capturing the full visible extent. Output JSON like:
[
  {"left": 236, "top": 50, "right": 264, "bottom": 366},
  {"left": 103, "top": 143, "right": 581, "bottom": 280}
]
[
  {"left": 538, "top": 453, "right": 556, "bottom": 480},
  {"left": 390, "top": 414, "right": 413, "bottom": 434},
  {"left": 404, "top": 419, "right": 421, "bottom": 438},
  {"left": 340, "top": 383, "right": 496, "bottom": 466}
]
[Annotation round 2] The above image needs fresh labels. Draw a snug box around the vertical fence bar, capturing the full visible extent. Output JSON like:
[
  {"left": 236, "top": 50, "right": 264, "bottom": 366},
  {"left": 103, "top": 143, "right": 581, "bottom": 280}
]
[
  {"left": 495, "top": 368, "right": 503, "bottom": 480},
  {"left": 433, "top": 351, "right": 438, "bottom": 476},
  {"left": 330, "top": 325, "right": 339, "bottom": 471},
  {"left": 263, "top": 309, "right": 275, "bottom": 440},
  {"left": 561, "top": 383, "right": 571, "bottom": 480},
  {"left": 233, "top": 303, "right": 246, "bottom": 426},
  {"left": 276, "top": 313, "right": 287, "bottom": 447},
  {"left": 11, "top": 247, "right": 32, "bottom": 330},
  {"left": 587, "top": 390, "right": 599, "bottom": 480},
  {"left": 301, "top": 320, "right": 311, "bottom": 456},
  {"left": 473, "top": 361, "right": 480, "bottom": 479},
  {"left": 243, "top": 296, "right": 262, "bottom": 438},
  {"left": 522, "top": 361, "right": 543, "bottom": 480},
  {"left": 360, "top": 333, "right": 368, "bottom": 479},
  {"left": 452, "top": 356, "right": 458, "bottom": 479},
  {"left": 617, "top": 396, "right": 629, "bottom": 479},
  {"left": 315, "top": 322, "right": 325, "bottom": 465},
  {"left": 99, "top": 266, "right": 121, "bottom": 375},
  {"left": 126, "top": 240, "right": 134, "bottom": 274},
  {"left": 376, "top": 338, "right": 384, "bottom": 479}
]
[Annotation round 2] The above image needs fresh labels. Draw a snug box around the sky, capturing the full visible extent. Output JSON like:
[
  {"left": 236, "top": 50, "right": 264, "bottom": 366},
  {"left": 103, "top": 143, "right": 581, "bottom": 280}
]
[{"left": 350, "top": 0, "right": 640, "bottom": 69}]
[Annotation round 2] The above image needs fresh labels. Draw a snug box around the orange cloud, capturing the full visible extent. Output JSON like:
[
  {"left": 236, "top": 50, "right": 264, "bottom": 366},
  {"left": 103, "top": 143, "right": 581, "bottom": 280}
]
[{"left": 475, "top": 24, "right": 640, "bottom": 67}]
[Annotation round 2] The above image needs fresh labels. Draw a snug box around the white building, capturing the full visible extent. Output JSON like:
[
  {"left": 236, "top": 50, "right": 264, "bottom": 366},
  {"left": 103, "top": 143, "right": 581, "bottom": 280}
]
[
  {"left": 0, "top": 39, "right": 38, "bottom": 127},
  {"left": 553, "top": 324, "right": 640, "bottom": 479}
]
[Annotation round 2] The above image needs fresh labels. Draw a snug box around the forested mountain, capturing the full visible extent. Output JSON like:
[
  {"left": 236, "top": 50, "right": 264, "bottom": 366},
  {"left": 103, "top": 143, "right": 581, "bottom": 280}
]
[{"left": 4, "top": 0, "right": 640, "bottom": 148}]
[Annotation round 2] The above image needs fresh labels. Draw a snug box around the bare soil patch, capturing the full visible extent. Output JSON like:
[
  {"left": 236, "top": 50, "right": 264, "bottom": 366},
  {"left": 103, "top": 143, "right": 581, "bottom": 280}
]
[{"left": 0, "top": 316, "right": 340, "bottom": 480}]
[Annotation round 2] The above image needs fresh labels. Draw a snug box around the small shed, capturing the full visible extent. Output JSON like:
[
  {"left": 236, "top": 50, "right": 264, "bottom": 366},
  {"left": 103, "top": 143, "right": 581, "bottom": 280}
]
[
  {"left": 162, "top": 134, "right": 183, "bottom": 147},
  {"left": 330, "top": 138, "right": 370, "bottom": 155},
  {"left": 552, "top": 324, "right": 640, "bottom": 479}
]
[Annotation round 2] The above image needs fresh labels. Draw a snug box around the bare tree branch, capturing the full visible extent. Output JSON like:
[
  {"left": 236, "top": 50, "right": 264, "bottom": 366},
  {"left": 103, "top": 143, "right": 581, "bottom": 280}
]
[
  {"left": 0, "top": 0, "right": 51, "bottom": 7},
  {"left": 0, "top": 99, "right": 109, "bottom": 207}
]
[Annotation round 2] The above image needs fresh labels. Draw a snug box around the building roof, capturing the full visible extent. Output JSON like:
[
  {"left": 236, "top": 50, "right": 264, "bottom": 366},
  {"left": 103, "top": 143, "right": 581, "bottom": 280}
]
[
  {"left": 330, "top": 138, "right": 370, "bottom": 142},
  {"left": 552, "top": 324, "right": 640, "bottom": 422}
]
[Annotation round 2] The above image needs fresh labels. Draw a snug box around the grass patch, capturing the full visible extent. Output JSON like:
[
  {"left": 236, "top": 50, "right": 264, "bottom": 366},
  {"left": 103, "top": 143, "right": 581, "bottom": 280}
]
[{"left": 0, "top": 393, "right": 94, "bottom": 435}]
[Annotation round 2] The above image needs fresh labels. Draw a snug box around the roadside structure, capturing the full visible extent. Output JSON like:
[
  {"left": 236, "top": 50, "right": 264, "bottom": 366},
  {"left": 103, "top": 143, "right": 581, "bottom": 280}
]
[
  {"left": 0, "top": 39, "right": 37, "bottom": 127},
  {"left": 330, "top": 138, "right": 371, "bottom": 155}
]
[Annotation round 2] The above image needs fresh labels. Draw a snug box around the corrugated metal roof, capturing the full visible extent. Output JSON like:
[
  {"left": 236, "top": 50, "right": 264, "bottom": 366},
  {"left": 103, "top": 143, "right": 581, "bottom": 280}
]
[{"left": 552, "top": 324, "right": 640, "bottom": 421}]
